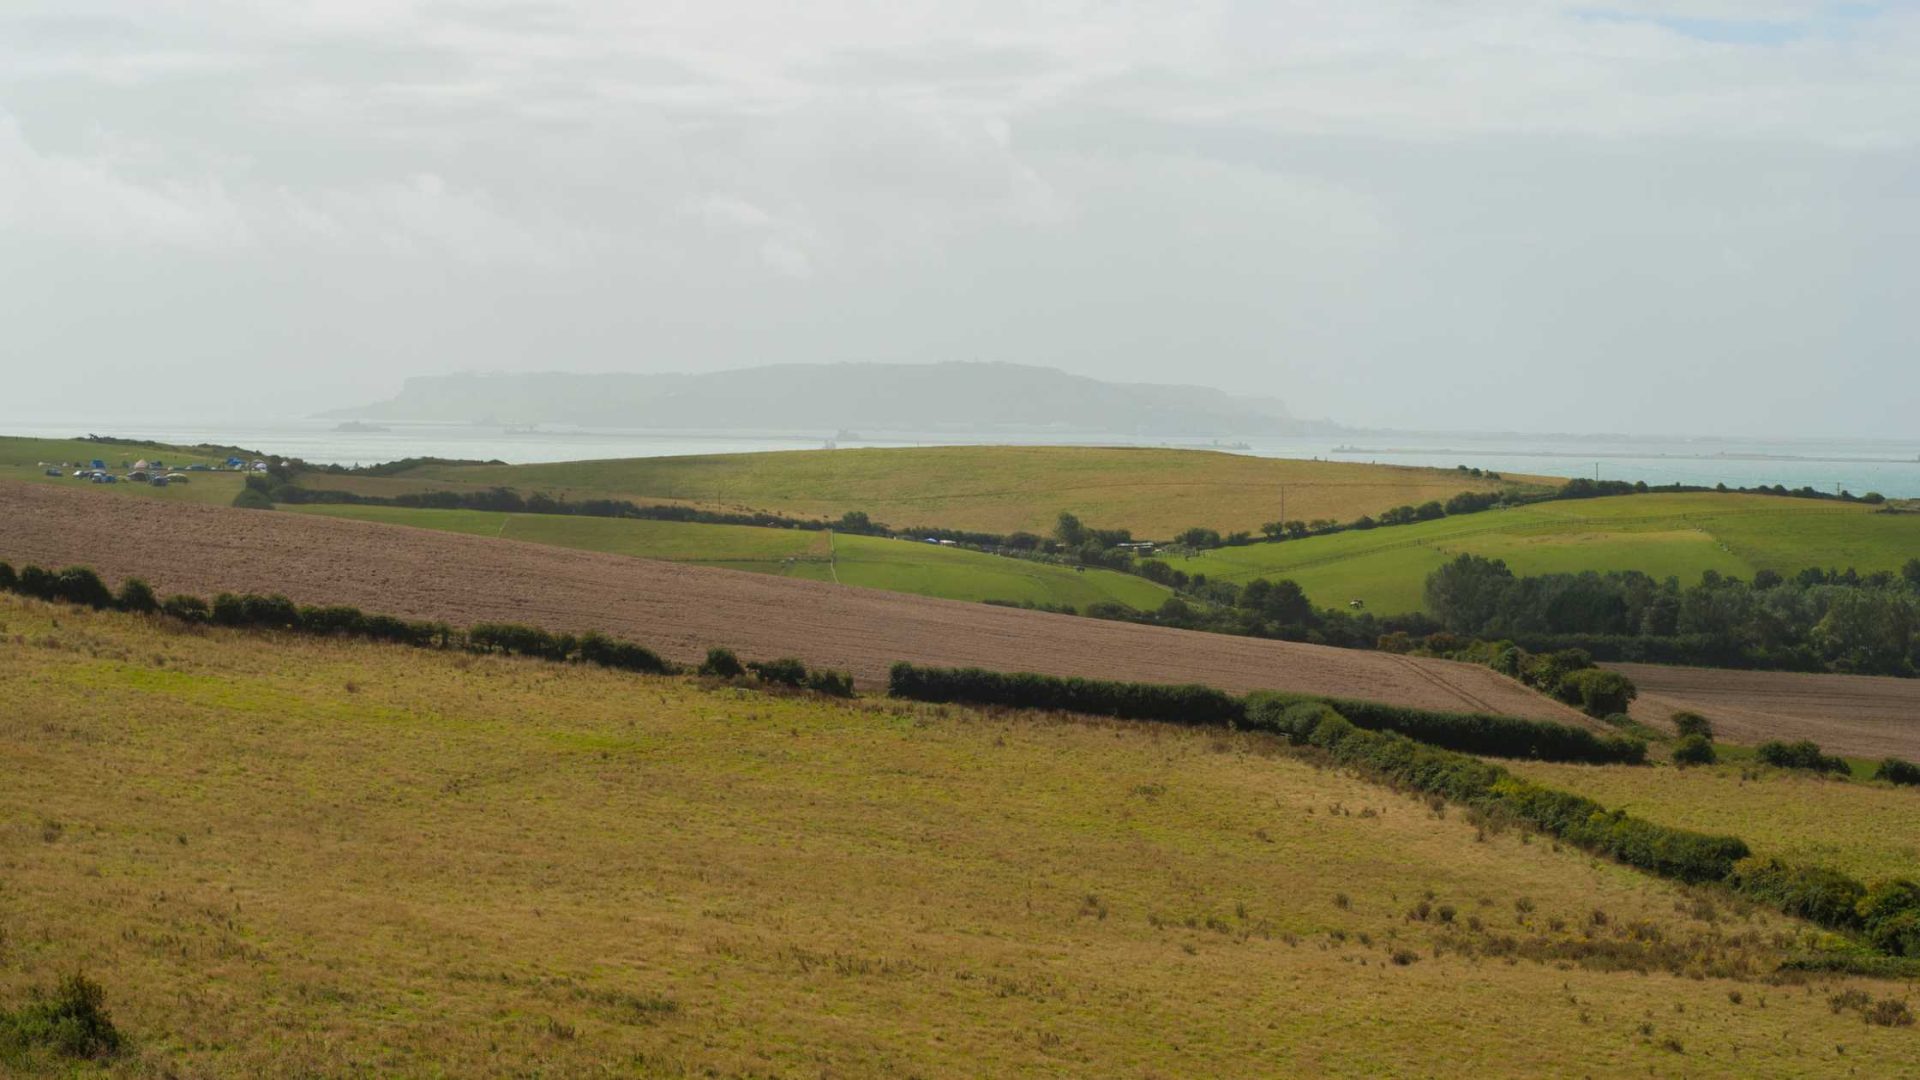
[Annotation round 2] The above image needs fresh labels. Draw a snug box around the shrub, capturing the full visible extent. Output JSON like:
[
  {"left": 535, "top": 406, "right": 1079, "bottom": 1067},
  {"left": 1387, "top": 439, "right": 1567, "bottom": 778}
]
[
  {"left": 239, "top": 594, "right": 300, "bottom": 630},
  {"left": 15, "top": 564, "right": 55, "bottom": 600},
  {"left": 804, "top": 668, "right": 856, "bottom": 698},
  {"left": 1756, "top": 740, "right": 1851, "bottom": 775},
  {"left": 467, "top": 622, "right": 574, "bottom": 661},
  {"left": 1671, "top": 734, "right": 1715, "bottom": 766},
  {"left": 698, "top": 647, "right": 746, "bottom": 678},
  {"left": 231, "top": 486, "right": 275, "bottom": 510},
  {"left": 1857, "top": 880, "right": 1920, "bottom": 958},
  {"left": 160, "top": 594, "right": 211, "bottom": 623},
  {"left": 297, "top": 605, "right": 367, "bottom": 636},
  {"left": 48, "top": 566, "right": 114, "bottom": 610},
  {"left": 1670, "top": 711, "right": 1713, "bottom": 740},
  {"left": 115, "top": 577, "right": 159, "bottom": 614},
  {"left": 1872, "top": 758, "right": 1920, "bottom": 787},
  {"left": 0, "top": 972, "right": 121, "bottom": 1060},
  {"left": 210, "top": 592, "right": 246, "bottom": 626},
  {"left": 1729, "top": 858, "right": 1866, "bottom": 930},
  {"left": 577, "top": 631, "right": 675, "bottom": 675},
  {"left": 0, "top": 560, "right": 14, "bottom": 591},
  {"left": 748, "top": 658, "right": 809, "bottom": 687},
  {"left": 1556, "top": 668, "right": 1637, "bottom": 717}
]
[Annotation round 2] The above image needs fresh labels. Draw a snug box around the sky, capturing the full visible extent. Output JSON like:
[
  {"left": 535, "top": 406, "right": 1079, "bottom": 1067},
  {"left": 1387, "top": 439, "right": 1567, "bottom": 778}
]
[{"left": 2, "top": 1, "right": 1916, "bottom": 436}]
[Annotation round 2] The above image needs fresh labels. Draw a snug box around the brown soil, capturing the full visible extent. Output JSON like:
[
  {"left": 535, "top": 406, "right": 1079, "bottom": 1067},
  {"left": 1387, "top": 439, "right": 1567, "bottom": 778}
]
[
  {"left": 0, "top": 480, "right": 1589, "bottom": 723},
  {"left": 1613, "top": 662, "right": 1920, "bottom": 761}
]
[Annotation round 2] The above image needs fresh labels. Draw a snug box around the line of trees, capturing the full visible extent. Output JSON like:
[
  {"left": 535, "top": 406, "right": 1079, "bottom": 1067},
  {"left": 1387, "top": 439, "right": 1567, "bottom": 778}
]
[{"left": 1425, "top": 555, "right": 1920, "bottom": 676}]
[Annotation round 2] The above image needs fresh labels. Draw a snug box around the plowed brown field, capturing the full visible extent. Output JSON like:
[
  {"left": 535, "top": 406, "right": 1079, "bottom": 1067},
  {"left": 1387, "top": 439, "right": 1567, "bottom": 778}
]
[
  {"left": 1614, "top": 662, "right": 1920, "bottom": 760},
  {"left": 0, "top": 480, "right": 1590, "bottom": 722}
]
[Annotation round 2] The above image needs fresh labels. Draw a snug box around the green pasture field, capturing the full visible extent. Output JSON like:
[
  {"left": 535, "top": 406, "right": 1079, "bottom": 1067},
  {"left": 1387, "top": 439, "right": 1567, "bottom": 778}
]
[
  {"left": 2, "top": 594, "right": 1912, "bottom": 1076},
  {"left": 316, "top": 445, "right": 1555, "bottom": 540},
  {"left": 1176, "top": 492, "right": 1916, "bottom": 614},
  {"left": 284, "top": 503, "right": 1175, "bottom": 610}
]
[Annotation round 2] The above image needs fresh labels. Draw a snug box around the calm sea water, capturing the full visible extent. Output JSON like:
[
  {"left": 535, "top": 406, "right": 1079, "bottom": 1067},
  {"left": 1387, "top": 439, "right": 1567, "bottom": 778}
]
[{"left": 10, "top": 418, "right": 1920, "bottom": 499}]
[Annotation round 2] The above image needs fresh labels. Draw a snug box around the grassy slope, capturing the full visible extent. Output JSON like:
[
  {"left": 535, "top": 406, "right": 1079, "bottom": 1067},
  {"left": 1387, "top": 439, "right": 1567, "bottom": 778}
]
[
  {"left": 2, "top": 595, "right": 1910, "bottom": 1077},
  {"left": 349, "top": 446, "right": 1553, "bottom": 539},
  {"left": 283, "top": 504, "right": 1174, "bottom": 610},
  {"left": 1510, "top": 760, "right": 1920, "bottom": 883},
  {"left": 1178, "top": 492, "right": 1914, "bottom": 614}
]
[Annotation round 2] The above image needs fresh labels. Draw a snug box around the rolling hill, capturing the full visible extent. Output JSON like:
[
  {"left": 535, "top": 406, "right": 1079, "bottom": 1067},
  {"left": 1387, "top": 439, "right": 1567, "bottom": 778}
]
[
  {"left": 3, "top": 595, "right": 1913, "bottom": 1076},
  {"left": 296, "top": 445, "right": 1551, "bottom": 540},
  {"left": 1176, "top": 492, "right": 1920, "bottom": 615}
]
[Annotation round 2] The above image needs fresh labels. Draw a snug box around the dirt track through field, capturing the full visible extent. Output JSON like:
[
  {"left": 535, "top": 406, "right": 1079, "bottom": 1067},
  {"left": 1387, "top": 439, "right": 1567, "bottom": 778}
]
[
  {"left": 1614, "top": 662, "right": 1920, "bottom": 760},
  {"left": 0, "top": 480, "right": 1593, "bottom": 723}
]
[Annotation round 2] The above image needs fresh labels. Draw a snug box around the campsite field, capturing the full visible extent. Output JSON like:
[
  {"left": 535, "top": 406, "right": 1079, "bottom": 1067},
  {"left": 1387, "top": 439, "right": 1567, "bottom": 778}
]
[
  {"left": 0, "top": 436, "right": 248, "bottom": 507},
  {"left": 301, "top": 446, "right": 1555, "bottom": 540},
  {"left": 0, "top": 479, "right": 1590, "bottom": 720},
  {"left": 282, "top": 504, "right": 1174, "bottom": 610},
  {"left": 3, "top": 594, "right": 1913, "bottom": 1078},
  {"left": 1175, "top": 492, "right": 1916, "bottom": 614}
]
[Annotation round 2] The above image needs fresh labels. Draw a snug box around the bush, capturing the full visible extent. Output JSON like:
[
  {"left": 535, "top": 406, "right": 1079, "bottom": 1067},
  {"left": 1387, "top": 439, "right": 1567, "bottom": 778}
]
[
  {"left": 698, "top": 647, "right": 745, "bottom": 678},
  {"left": 0, "top": 972, "right": 121, "bottom": 1060},
  {"left": 748, "top": 658, "right": 809, "bottom": 687},
  {"left": 1872, "top": 758, "right": 1920, "bottom": 787},
  {"left": 1670, "top": 711, "right": 1713, "bottom": 740},
  {"left": 1756, "top": 740, "right": 1851, "bottom": 775},
  {"left": 160, "top": 594, "right": 210, "bottom": 623},
  {"left": 1556, "top": 668, "right": 1637, "bottom": 717},
  {"left": 231, "top": 486, "right": 275, "bottom": 510},
  {"left": 467, "top": 622, "right": 574, "bottom": 661},
  {"left": 115, "top": 577, "right": 159, "bottom": 614},
  {"left": 239, "top": 594, "right": 300, "bottom": 630},
  {"left": 889, "top": 663, "right": 1242, "bottom": 727},
  {"left": 297, "top": 604, "right": 366, "bottom": 636},
  {"left": 1671, "top": 734, "right": 1716, "bottom": 766},
  {"left": 15, "top": 565, "right": 55, "bottom": 600},
  {"left": 46, "top": 566, "right": 114, "bottom": 610},
  {"left": 1730, "top": 858, "right": 1867, "bottom": 930},
  {"left": 577, "top": 631, "right": 675, "bottom": 675},
  {"left": 0, "top": 560, "right": 14, "bottom": 591},
  {"left": 804, "top": 668, "right": 856, "bottom": 698},
  {"left": 1857, "top": 880, "right": 1920, "bottom": 958}
]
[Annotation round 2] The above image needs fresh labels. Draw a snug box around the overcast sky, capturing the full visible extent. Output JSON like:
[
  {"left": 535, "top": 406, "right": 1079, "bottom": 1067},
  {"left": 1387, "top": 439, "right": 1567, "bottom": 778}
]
[{"left": 3, "top": 2, "right": 1916, "bottom": 436}]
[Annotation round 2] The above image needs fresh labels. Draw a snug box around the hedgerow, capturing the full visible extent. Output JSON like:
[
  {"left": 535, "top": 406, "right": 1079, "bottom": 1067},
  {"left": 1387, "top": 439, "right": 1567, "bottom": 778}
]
[
  {"left": 1279, "top": 705, "right": 1920, "bottom": 957},
  {"left": 888, "top": 663, "right": 1243, "bottom": 727},
  {"left": 1247, "top": 691, "right": 1646, "bottom": 764}
]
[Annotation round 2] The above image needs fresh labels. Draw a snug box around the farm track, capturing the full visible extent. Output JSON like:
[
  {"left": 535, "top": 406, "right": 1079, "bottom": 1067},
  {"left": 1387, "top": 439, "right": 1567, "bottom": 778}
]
[
  {"left": 1613, "top": 662, "right": 1920, "bottom": 761},
  {"left": 0, "top": 480, "right": 1592, "bottom": 723}
]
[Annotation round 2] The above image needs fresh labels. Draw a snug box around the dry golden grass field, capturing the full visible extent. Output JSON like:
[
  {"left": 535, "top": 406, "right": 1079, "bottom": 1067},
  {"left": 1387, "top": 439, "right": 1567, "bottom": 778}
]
[{"left": 1, "top": 595, "right": 1915, "bottom": 1077}]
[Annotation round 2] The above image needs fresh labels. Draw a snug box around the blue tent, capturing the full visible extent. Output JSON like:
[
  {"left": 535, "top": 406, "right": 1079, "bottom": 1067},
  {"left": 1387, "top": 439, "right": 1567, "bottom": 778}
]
[{"left": 90, "top": 459, "right": 105, "bottom": 470}]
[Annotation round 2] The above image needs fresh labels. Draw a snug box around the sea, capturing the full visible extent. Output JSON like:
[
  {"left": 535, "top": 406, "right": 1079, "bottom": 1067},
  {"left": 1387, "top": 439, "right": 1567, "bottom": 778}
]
[{"left": 9, "top": 417, "right": 1920, "bottom": 500}]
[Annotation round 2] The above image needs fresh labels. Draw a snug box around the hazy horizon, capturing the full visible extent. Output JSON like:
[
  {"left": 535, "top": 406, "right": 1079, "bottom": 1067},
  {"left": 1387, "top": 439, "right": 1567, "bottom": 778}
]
[{"left": 4, "top": 3, "right": 1916, "bottom": 438}]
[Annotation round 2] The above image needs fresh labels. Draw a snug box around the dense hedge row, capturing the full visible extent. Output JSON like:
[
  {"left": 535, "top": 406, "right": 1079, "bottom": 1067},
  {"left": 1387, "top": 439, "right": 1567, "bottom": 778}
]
[
  {"left": 1246, "top": 691, "right": 1646, "bottom": 764},
  {"left": 1875, "top": 757, "right": 1920, "bottom": 786},
  {"left": 0, "top": 560, "right": 850, "bottom": 695},
  {"left": 888, "top": 663, "right": 1644, "bottom": 764},
  {"left": 1280, "top": 706, "right": 1920, "bottom": 957},
  {"left": 888, "top": 663, "right": 1242, "bottom": 726}
]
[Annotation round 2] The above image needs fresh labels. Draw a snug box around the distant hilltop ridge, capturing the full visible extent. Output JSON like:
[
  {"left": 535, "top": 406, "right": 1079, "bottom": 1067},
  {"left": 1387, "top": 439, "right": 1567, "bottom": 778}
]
[{"left": 323, "top": 362, "right": 1334, "bottom": 436}]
